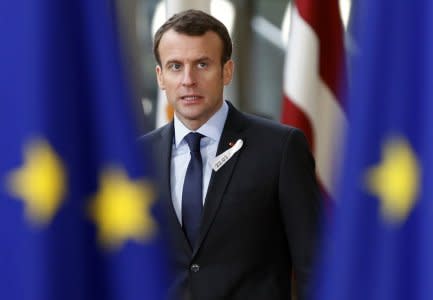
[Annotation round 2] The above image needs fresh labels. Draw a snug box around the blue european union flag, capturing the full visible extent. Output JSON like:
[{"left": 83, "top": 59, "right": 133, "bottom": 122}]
[
  {"left": 313, "top": 1, "right": 433, "bottom": 299},
  {"left": 0, "top": 1, "right": 168, "bottom": 299}
]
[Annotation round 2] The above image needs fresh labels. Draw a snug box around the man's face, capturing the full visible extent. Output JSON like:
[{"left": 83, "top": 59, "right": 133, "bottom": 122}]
[{"left": 156, "top": 29, "right": 233, "bottom": 130}]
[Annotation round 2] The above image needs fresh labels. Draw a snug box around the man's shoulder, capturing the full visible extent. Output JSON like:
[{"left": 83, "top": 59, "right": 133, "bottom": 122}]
[
  {"left": 138, "top": 122, "right": 172, "bottom": 143},
  {"left": 241, "top": 111, "right": 302, "bottom": 137},
  {"left": 225, "top": 102, "right": 306, "bottom": 145}
]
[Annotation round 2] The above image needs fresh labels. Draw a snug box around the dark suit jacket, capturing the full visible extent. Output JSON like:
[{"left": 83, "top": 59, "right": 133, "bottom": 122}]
[{"left": 142, "top": 102, "right": 321, "bottom": 300}]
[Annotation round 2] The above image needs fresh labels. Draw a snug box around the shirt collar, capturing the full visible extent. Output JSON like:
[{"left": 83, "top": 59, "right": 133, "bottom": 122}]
[{"left": 174, "top": 101, "right": 229, "bottom": 148}]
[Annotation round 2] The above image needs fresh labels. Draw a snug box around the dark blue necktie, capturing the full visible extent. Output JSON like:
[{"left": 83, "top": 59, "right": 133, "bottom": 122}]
[{"left": 182, "top": 132, "right": 204, "bottom": 247}]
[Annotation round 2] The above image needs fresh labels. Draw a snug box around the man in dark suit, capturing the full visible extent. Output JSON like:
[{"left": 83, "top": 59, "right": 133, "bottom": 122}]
[{"left": 143, "top": 9, "right": 321, "bottom": 300}]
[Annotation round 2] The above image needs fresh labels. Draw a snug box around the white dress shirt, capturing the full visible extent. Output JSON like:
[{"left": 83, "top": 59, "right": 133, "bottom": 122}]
[{"left": 171, "top": 101, "right": 228, "bottom": 224}]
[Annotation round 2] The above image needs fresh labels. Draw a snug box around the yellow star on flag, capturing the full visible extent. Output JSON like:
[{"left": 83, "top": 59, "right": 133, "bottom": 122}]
[
  {"left": 365, "top": 137, "right": 420, "bottom": 225},
  {"left": 7, "top": 139, "right": 66, "bottom": 226},
  {"left": 88, "top": 168, "right": 156, "bottom": 250}
]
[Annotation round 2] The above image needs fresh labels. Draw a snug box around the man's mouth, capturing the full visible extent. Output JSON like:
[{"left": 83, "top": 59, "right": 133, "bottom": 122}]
[{"left": 180, "top": 95, "right": 202, "bottom": 101}]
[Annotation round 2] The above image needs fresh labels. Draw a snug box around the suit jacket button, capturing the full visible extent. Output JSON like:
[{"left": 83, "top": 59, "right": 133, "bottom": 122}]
[{"left": 190, "top": 264, "right": 200, "bottom": 272}]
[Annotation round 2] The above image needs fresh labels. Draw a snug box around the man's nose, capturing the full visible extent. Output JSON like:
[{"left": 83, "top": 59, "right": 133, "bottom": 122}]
[{"left": 181, "top": 67, "right": 196, "bottom": 86}]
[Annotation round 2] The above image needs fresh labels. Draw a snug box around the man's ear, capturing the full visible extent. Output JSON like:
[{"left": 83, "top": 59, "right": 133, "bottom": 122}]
[
  {"left": 223, "top": 59, "right": 234, "bottom": 85},
  {"left": 156, "top": 65, "right": 165, "bottom": 90}
]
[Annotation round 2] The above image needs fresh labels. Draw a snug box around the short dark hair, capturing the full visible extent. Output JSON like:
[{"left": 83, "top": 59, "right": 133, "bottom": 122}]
[{"left": 153, "top": 9, "right": 232, "bottom": 66}]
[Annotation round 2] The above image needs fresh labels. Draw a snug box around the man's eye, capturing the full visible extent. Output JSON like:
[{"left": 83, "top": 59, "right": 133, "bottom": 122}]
[
  {"left": 198, "top": 62, "right": 207, "bottom": 69},
  {"left": 169, "top": 63, "right": 181, "bottom": 71}
]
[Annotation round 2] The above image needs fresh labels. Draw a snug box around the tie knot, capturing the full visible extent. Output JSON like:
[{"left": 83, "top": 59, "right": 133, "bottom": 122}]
[{"left": 184, "top": 132, "right": 203, "bottom": 153}]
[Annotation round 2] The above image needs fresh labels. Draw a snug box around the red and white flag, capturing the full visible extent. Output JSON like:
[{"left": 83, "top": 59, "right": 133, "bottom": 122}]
[{"left": 281, "top": 0, "right": 347, "bottom": 204}]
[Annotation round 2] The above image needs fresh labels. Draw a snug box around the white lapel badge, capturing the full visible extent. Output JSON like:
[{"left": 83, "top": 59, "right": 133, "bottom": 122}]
[{"left": 211, "top": 139, "right": 243, "bottom": 172}]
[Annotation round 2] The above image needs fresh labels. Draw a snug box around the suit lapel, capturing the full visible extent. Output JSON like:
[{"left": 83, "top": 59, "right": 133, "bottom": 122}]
[
  {"left": 193, "top": 103, "right": 247, "bottom": 256},
  {"left": 156, "top": 123, "right": 192, "bottom": 253}
]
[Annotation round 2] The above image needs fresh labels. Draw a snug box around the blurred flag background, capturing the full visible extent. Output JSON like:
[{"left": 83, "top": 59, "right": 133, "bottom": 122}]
[
  {"left": 3, "top": 0, "right": 433, "bottom": 299},
  {"left": 0, "top": 1, "right": 168, "bottom": 299},
  {"left": 281, "top": 0, "right": 347, "bottom": 208},
  {"left": 313, "top": 0, "right": 433, "bottom": 299}
]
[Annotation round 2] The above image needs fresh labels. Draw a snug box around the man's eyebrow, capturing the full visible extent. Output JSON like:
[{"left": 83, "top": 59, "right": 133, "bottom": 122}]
[
  {"left": 164, "top": 59, "right": 181, "bottom": 67},
  {"left": 164, "top": 56, "right": 212, "bottom": 67},
  {"left": 195, "top": 56, "right": 211, "bottom": 62}
]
